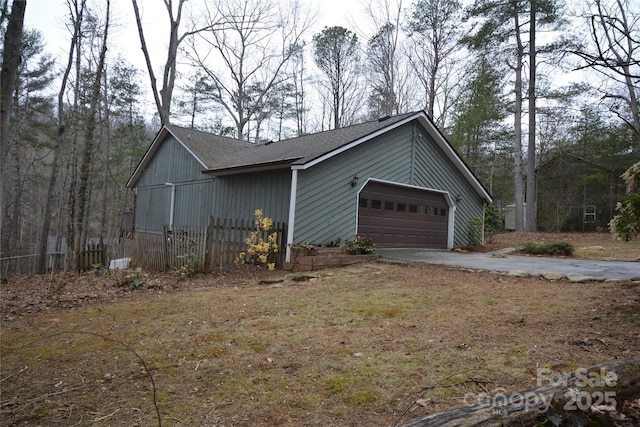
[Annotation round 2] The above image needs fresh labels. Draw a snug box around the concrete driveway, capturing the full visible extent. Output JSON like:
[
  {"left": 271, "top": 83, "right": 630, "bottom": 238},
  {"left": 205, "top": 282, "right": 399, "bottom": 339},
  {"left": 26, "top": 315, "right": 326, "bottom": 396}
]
[{"left": 375, "top": 248, "right": 640, "bottom": 280}]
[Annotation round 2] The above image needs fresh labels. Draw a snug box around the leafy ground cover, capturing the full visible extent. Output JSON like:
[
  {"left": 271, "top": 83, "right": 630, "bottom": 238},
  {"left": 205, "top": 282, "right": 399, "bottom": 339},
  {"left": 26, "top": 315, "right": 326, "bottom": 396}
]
[{"left": 1, "top": 233, "right": 639, "bottom": 426}]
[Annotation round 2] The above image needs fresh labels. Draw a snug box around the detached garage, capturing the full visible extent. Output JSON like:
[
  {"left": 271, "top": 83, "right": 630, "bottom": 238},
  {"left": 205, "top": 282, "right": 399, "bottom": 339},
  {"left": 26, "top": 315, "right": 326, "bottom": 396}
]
[{"left": 127, "top": 110, "right": 492, "bottom": 266}]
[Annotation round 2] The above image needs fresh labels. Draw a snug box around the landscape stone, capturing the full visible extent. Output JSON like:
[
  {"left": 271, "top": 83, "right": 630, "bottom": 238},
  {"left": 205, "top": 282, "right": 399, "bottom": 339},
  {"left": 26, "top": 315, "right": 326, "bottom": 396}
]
[
  {"left": 566, "top": 272, "right": 595, "bottom": 283},
  {"left": 542, "top": 272, "right": 564, "bottom": 281},
  {"left": 507, "top": 270, "right": 529, "bottom": 277}
]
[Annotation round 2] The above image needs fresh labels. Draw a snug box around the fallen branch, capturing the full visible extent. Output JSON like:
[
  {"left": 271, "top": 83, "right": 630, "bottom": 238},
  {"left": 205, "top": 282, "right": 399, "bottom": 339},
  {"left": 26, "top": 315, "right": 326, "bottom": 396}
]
[
  {"left": 401, "top": 356, "right": 640, "bottom": 427},
  {"left": 5, "top": 331, "right": 162, "bottom": 426}
]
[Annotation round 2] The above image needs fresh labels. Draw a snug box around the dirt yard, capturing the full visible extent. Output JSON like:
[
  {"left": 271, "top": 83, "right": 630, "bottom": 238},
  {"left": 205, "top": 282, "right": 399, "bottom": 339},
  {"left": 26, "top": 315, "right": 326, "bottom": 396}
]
[{"left": 1, "top": 232, "right": 639, "bottom": 426}]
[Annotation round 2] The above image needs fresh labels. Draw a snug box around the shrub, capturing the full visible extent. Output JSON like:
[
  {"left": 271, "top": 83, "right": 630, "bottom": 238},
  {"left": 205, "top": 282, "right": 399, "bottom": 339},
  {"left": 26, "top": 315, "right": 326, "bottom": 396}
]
[
  {"left": 237, "top": 209, "right": 279, "bottom": 270},
  {"left": 522, "top": 241, "right": 574, "bottom": 256},
  {"left": 467, "top": 217, "right": 484, "bottom": 247},
  {"left": 127, "top": 267, "right": 147, "bottom": 290},
  {"left": 610, "top": 162, "right": 640, "bottom": 241},
  {"left": 484, "top": 203, "right": 502, "bottom": 239},
  {"left": 343, "top": 235, "right": 375, "bottom": 255},
  {"left": 174, "top": 236, "right": 200, "bottom": 278}
]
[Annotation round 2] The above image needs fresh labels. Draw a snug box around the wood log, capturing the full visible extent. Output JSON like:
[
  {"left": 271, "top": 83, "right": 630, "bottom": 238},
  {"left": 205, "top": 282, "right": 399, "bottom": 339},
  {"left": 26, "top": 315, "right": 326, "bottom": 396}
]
[{"left": 401, "top": 356, "right": 640, "bottom": 427}]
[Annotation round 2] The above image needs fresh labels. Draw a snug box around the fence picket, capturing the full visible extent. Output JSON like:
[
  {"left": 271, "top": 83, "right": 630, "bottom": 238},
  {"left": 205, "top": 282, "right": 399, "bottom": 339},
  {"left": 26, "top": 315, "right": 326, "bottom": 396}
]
[{"left": 126, "top": 217, "right": 285, "bottom": 272}]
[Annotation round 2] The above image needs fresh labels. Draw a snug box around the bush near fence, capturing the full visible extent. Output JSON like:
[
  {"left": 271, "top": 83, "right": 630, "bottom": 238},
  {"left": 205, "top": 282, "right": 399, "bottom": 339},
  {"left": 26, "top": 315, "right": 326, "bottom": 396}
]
[{"left": 125, "top": 216, "right": 287, "bottom": 272}]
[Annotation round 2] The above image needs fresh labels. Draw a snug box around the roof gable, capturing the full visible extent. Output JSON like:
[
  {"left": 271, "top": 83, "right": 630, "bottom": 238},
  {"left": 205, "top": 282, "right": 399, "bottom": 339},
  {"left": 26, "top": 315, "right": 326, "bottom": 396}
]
[
  {"left": 126, "top": 112, "right": 492, "bottom": 203},
  {"left": 126, "top": 125, "right": 248, "bottom": 187}
]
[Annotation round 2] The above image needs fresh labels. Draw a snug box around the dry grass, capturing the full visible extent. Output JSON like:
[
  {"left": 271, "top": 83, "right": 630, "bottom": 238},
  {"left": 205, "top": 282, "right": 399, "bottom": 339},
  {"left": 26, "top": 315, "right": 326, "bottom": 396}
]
[
  {"left": 485, "top": 231, "right": 640, "bottom": 261},
  {"left": 2, "top": 255, "right": 639, "bottom": 426}
]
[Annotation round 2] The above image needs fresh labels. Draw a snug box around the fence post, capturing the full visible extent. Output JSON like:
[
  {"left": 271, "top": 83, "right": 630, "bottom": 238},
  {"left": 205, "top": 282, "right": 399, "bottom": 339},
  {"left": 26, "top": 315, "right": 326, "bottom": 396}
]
[
  {"left": 204, "top": 216, "right": 212, "bottom": 272},
  {"left": 163, "top": 225, "right": 170, "bottom": 272}
]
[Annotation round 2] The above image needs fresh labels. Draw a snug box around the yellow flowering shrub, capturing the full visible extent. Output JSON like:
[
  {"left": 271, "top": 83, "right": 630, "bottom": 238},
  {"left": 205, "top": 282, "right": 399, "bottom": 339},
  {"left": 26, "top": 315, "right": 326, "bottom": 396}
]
[{"left": 236, "top": 210, "right": 279, "bottom": 270}]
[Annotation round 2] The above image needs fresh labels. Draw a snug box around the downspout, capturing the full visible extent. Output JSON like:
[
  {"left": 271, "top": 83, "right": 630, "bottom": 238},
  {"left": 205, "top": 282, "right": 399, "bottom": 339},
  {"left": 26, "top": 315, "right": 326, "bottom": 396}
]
[
  {"left": 447, "top": 193, "right": 456, "bottom": 249},
  {"left": 285, "top": 169, "right": 299, "bottom": 263},
  {"left": 165, "top": 182, "right": 175, "bottom": 230}
]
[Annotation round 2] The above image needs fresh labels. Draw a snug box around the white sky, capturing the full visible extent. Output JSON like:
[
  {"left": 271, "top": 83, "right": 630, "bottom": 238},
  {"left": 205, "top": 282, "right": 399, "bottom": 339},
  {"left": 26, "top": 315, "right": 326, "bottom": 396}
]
[
  {"left": 23, "top": 0, "right": 363, "bottom": 124},
  {"left": 24, "top": 0, "right": 358, "bottom": 73}
]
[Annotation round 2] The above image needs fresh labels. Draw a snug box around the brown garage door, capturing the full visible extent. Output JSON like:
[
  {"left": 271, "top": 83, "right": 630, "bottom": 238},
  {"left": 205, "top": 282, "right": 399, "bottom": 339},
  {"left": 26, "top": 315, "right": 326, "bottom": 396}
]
[{"left": 357, "top": 181, "right": 449, "bottom": 248}]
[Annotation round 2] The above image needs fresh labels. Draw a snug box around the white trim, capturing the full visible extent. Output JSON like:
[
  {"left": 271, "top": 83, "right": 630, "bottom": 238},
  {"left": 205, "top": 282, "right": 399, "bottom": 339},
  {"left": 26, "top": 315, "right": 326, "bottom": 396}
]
[
  {"left": 127, "top": 126, "right": 208, "bottom": 188},
  {"left": 359, "top": 177, "right": 450, "bottom": 195},
  {"left": 441, "top": 192, "right": 456, "bottom": 250},
  {"left": 285, "top": 169, "right": 298, "bottom": 263},
  {"left": 292, "top": 116, "right": 419, "bottom": 171},
  {"left": 291, "top": 112, "right": 492, "bottom": 204}
]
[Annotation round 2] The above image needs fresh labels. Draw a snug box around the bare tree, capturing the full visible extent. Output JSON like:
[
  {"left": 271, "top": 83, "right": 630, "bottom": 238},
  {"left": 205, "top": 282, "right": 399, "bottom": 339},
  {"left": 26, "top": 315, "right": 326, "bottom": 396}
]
[
  {"left": 131, "top": 0, "right": 205, "bottom": 125},
  {"left": 406, "top": 0, "right": 462, "bottom": 126},
  {"left": 0, "top": 0, "right": 25, "bottom": 152},
  {"left": 37, "top": 0, "right": 86, "bottom": 273},
  {"left": 356, "top": 0, "right": 409, "bottom": 117},
  {"left": 186, "top": 0, "right": 316, "bottom": 141},
  {"left": 68, "top": 0, "right": 110, "bottom": 270},
  {"left": 572, "top": 0, "right": 640, "bottom": 141},
  {"left": 313, "top": 26, "right": 362, "bottom": 129}
]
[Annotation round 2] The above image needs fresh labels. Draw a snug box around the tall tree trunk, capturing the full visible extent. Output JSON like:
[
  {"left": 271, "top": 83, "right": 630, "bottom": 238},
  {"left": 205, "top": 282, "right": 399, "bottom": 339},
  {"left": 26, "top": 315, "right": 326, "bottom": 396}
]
[
  {"left": 513, "top": 2, "right": 525, "bottom": 232},
  {"left": 0, "top": 0, "right": 26, "bottom": 154},
  {"left": 73, "top": 0, "right": 110, "bottom": 270},
  {"left": 37, "top": 0, "right": 85, "bottom": 274},
  {"left": 0, "top": 0, "right": 26, "bottom": 279},
  {"left": 99, "top": 70, "right": 111, "bottom": 246},
  {"left": 526, "top": 0, "right": 537, "bottom": 231},
  {"left": 131, "top": 0, "right": 187, "bottom": 125}
]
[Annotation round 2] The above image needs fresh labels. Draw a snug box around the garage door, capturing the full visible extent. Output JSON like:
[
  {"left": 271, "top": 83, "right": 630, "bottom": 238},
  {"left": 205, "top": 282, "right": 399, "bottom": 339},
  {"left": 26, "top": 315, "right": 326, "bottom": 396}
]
[{"left": 357, "top": 181, "right": 449, "bottom": 248}]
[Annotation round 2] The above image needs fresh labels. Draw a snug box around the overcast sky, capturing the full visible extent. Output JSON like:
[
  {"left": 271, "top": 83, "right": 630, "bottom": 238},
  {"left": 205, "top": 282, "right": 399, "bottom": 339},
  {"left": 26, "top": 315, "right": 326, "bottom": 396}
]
[{"left": 24, "top": 0, "right": 357, "bottom": 72}]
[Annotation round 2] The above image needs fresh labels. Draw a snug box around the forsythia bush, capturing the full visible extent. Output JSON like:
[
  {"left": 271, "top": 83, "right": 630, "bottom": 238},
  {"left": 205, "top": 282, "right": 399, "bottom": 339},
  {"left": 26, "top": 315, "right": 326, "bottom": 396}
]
[{"left": 237, "top": 209, "right": 279, "bottom": 270}]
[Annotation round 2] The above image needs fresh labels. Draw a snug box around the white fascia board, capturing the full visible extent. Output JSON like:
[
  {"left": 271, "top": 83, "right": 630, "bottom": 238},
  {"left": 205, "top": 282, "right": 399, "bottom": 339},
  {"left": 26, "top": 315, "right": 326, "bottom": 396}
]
[
  {"left": 291, "top": 114, "right": 421, "bottom": 171},
  {"left": 415, "top": 115, "right": 493, "bottom": 203},
  {"left": 361, "top": 177, "right": 450, "bottom": 195},
  {"left": 126, "top": 126, "right": 208, "bottom": 188},
  {"left": 291, "top": 112, "right": 492, "bottom": 204}
]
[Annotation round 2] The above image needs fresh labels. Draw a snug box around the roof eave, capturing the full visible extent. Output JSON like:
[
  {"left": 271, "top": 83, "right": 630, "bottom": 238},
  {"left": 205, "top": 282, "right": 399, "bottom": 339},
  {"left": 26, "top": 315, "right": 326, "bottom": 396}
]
[
  {"left": 126, "top": 125, "right": 209, "bottom": 188},
  {"left": 204, "top": 159, "right": 296, "bottom": 177},
  {"left": 126, "top": 126, "right": 169, "bottom": 188},
  {"left": 290, "top": 111, "right": 492, "bottom": 203}
]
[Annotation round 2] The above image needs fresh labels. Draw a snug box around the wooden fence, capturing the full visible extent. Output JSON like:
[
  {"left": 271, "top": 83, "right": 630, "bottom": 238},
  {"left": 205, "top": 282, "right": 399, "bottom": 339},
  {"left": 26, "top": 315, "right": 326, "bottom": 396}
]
[
  {"left": 76, "top": 243, "right": 106, "bottom": 272},
  {"left": 126, "top": 217, "right": 286, "bottom": 272}
]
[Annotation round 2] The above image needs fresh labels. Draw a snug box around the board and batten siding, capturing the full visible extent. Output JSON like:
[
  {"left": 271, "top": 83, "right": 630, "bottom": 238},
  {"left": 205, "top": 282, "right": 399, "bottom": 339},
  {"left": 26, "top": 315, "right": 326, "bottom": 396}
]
[
  {"left": 293, "top": 124, "right": 415, "bottom": 245},
  {"left": 134, "top": 135, "right": 213, "bottom": 233},
  {"left": 204, "top": 170, "right": 291, "bottom": 225},
  {"left": 410, "top": 123, "right": 485, "bottom": 245}
]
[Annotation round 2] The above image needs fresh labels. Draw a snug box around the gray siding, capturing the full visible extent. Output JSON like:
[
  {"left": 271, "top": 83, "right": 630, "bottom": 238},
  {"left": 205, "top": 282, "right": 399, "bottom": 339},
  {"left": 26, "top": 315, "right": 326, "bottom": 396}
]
[
  {"left": 294, "top": 122, "right": 484, "bottom": 246},
  {"left": 134, "top": 134, "right": 291, "bottom": 233},
  {"left": 135, "top": 135, "right": 211, "bottom": 232},
  {"left": 204, "top": 170, "right": 291, "bottom": 224},
  {"left": 136, "top": 135, "right": 209, "bottom": 187},
  {"left": 411, "top": 123, "right": 484, "bottom": 245},
  {"left": 294, "top": 125, "right": 414, "bottom": 244}
]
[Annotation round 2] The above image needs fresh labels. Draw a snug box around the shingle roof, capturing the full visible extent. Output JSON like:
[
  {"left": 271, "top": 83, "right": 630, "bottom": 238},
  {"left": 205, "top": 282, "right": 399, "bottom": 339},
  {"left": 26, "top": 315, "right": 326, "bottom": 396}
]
[
  {"left": 165, "top": 125, "right": 249, "bottom": 169},
  {"left": 198, "top": 113, "right": 416, "bottom": 172},
  {"left": 127, "top": 111, "right": 492, "bottom": 203}
]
